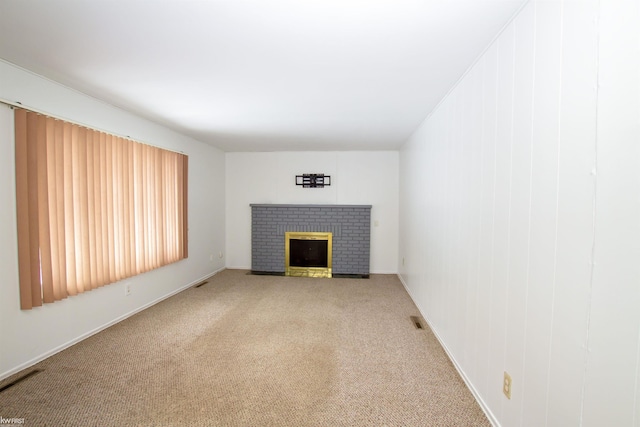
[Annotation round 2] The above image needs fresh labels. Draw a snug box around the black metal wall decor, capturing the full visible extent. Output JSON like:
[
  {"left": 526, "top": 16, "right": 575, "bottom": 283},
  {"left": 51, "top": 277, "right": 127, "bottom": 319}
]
[{"left": 295, "top": 174, "right": 331, "bottom": 188}]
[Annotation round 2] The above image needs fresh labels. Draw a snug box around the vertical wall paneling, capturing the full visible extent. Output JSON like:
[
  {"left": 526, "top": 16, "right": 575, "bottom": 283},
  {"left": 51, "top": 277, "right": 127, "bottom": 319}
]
[
  {"left": 463, "top": 65, "right": 483, "bottom": 385},
  {"left": 428, "top": 106, "right": 444, "bottom": 328},
  {"left": 399, "top": 0, "right": 640, "bottom": 425},
  {"left": 581, "top": 0, "right": 640, "bottom": 425},
  {"left": 439, "top": 99, "right": 453, "bottom": 340},
  {"left": 545, "top": 1, "right": 598, "bottom": 425},
  {"left": 503, "top": 3, "right": 536, "bottom": 426},
  {"left": 452, "top": 86, "right": 465, "bottom": 359},
  {"left": 481, "top": 43, "right": 499, "bottom": 402},
  {"left": 489, "top": 22, "right": 515, "bottom": 417},
  {"left": 470, "top": 63, "right": 486, "bottom": 393},
  {"left": 521, "top": 3, "right": 563, "bottom": 426}
]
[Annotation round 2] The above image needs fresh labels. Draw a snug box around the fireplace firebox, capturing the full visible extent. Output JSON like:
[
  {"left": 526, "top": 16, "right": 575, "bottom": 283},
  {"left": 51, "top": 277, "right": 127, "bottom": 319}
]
[{"left": 285, "top": 232, "right": 332, "bottom": 278}]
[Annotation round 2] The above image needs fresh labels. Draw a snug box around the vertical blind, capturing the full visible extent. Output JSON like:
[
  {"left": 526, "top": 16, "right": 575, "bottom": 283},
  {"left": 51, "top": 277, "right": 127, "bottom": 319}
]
[{"left": 15, "top": 108, "right": 188, "bottom": 310}]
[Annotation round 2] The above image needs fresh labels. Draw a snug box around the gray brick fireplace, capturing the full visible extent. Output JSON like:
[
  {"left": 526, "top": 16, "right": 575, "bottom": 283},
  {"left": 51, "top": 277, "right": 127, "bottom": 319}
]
[{"left": 251, "top": 204, "right": 372, "bottom": 277}]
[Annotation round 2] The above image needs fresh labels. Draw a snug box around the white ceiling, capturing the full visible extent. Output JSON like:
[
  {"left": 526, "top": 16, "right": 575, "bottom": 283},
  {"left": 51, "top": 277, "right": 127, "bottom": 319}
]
[{"left": 0, "top": 0, "right": 526, "bottom": 152}]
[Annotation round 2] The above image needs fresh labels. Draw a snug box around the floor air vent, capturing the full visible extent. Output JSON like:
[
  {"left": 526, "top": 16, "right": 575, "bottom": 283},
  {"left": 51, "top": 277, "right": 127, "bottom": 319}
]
[
  {"left": 410, "top": 316, "right": 424, "bottom": 330},
  {"left": 194, "top": 281, "right": 208, "bottom": 288},
  {"left": 0, "top": 369, "right": 42, "bottom": 393}
]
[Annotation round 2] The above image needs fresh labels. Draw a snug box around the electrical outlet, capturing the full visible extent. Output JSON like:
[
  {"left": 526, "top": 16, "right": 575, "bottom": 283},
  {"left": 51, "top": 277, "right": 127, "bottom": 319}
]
[
  {"left": 503, "top": 372, "right": 512, "bottom": 399},
  {"left": 125, "top": 283, "right": 131, "bottom": 296},
  {"left": 219, "top": 251, "right": 224, "bottom": 258},
  {"left": 209, "top": 254, "right": 214, "bottom": 262}
]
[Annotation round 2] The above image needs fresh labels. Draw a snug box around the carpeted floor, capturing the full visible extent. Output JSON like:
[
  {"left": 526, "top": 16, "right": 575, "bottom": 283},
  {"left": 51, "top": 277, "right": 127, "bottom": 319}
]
[{"left": 0, "top": 270, "right": 489, "bottom": 426}]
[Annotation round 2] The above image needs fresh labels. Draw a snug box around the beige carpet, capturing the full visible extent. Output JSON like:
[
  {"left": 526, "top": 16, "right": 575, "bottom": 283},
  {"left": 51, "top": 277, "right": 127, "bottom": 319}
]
[{"left": 0, "top": 270, "right": 489, "bottom": 426}]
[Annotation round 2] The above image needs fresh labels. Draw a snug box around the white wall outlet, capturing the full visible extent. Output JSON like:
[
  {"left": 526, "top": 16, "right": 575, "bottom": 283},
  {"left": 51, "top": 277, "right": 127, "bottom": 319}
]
[
  {"left": 125, "top": 283, "right": 131, "bottom": 296},
  {"left": 219, "top": 251, "right": 224, "bottom": 258},
  {"left": 210, "top": 254, "right": 214, "bottom": 262},
  {"left": 503, "top": 372, "right": 512, "bottom": 399}
]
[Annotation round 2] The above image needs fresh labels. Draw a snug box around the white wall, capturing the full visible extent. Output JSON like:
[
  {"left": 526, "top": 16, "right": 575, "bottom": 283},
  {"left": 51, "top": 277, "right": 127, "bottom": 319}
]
[
  {"left": 225, "top": 151, "right": 398, "bottom": 274},
  {"left": 398, "top": 1, "right": 640, "bottom": 426},
  {"left": 0, "top": 60, "right": 226, "bottom": 379}
]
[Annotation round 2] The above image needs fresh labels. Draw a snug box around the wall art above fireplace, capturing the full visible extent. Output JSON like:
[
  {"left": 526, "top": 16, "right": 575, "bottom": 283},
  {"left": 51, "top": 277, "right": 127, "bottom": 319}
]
[{"left": 295, "top": 174, "right": 331, "bottom": 188}]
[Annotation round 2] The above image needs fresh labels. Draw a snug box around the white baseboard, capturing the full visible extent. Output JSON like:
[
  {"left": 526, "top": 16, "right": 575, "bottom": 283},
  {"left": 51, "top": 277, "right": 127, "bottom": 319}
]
[
  {"left": 0, "top": 267, "right": 226, "bottom": 381},
  {"left": 396, "top": 273, "right": 500, "bottom": 427}
]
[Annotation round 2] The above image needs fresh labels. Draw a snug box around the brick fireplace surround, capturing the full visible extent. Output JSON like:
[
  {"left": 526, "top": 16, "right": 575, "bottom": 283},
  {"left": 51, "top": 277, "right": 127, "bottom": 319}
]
[{"left": 250, "top": 204, "right": 372, "bottom": 277}]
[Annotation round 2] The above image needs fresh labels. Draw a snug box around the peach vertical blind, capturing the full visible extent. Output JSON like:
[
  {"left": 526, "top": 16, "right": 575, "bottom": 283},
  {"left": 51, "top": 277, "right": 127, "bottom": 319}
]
[{"left": 15, "top": 108, "right": 188, "bottom": 310}]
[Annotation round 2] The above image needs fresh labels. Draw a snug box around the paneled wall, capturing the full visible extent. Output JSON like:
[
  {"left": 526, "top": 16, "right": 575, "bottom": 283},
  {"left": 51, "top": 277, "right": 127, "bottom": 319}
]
[{"left": 398, "top": 1, "right": 640, "bottom": 426}]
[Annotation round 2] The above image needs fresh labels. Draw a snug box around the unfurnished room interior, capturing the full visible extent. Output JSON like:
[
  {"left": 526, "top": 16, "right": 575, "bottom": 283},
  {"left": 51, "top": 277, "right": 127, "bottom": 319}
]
[{"left": 0, "top": 1, "right": 639, "bottom": 426}]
